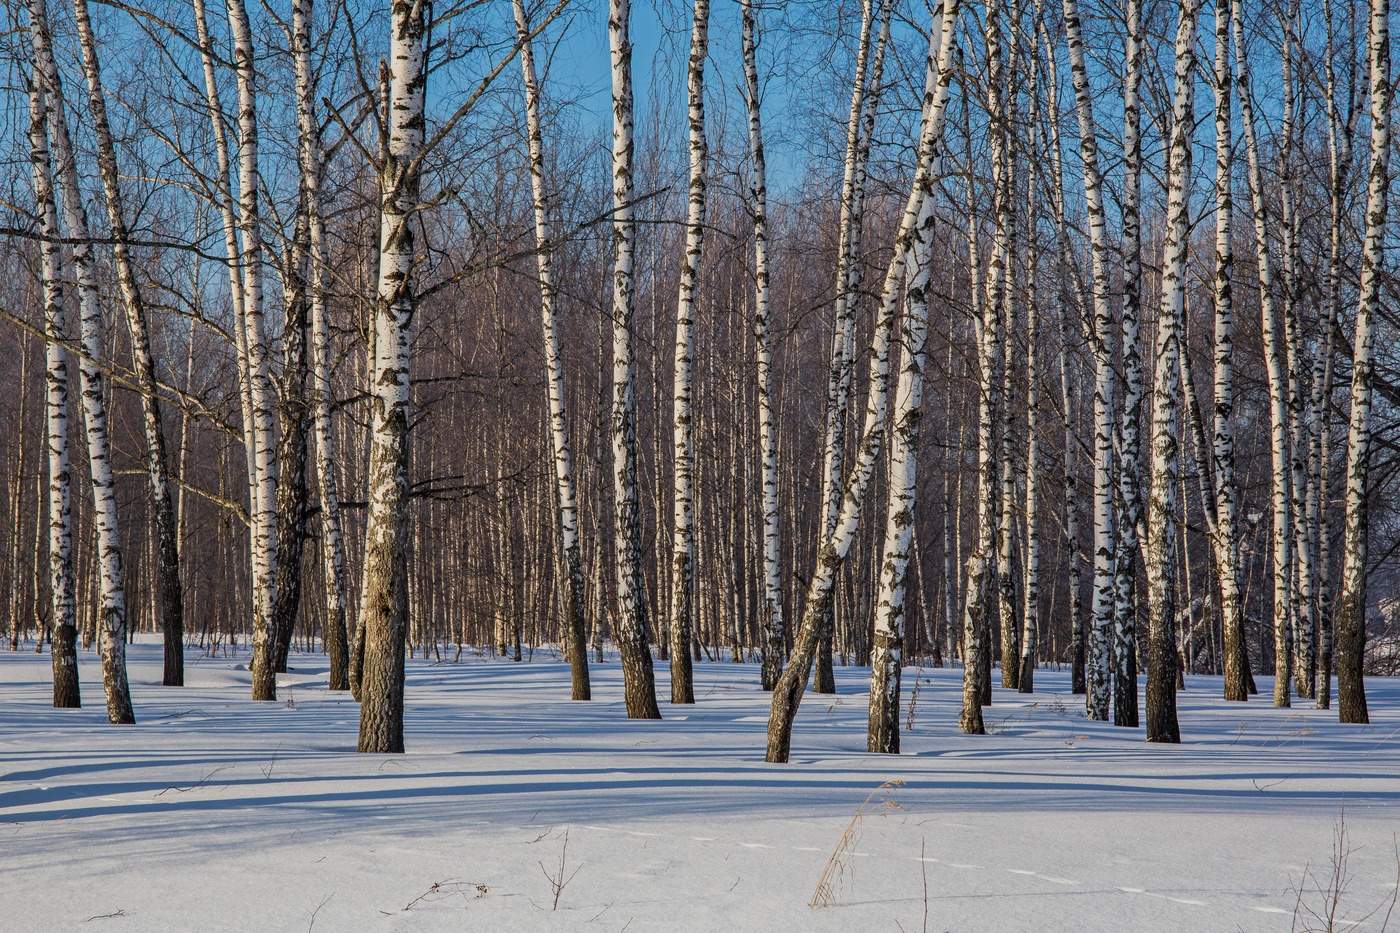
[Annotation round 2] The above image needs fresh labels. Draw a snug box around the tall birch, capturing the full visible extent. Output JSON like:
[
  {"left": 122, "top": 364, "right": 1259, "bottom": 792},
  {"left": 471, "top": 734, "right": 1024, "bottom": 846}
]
[
  {"left": 28, "top": 0, "right": 134, "bottom": 724},
  {"left": 1335, "top": 0, "right": 1391, "bottom": 725},
  {"left": 742, "top": 0, "right": 785, "bottom": 692},
  {"left": 27, "top": 75, "right": 79, "bottom": 709},
  {"left": 1063, "top": 0, "right": 1118, "bottom": 721},
  {"left": 609, "top": 0, "right": 662, "bottom": 720},
  {"left": 1232, "top": 0, "right": 1294, "bottom": 708},
  {"left": 513, "top": 0, "right": 591, "bottom": 701},
  {"left": 358, "top": 0, "right": 427, "bottom": 751},
  {"left": 1144, "top": 0, "right": 1201, "bottom": 744},
  {"left": 1212, "top": 0, "right": 1248, "bottom": 702},
  {"left": 293, "top": 0, "right": 350, "bottom": 691},
  {"left": 1113, "top": 0, "right": 1144, "bottom": 728},
  {"left": 226, "top": 0, "right": 281, "bottom": 702},
  {"left": 669, "top": 0, "right": 709, "bottom": 705},
  {"left": 769, "top": 0, "right": 959, "bottom": 761},
  {"left": 70, "top": 0, "right": 185, "bottom": 687}
]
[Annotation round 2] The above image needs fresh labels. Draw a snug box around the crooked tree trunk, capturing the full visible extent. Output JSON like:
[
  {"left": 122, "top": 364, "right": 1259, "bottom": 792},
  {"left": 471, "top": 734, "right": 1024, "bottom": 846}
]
[
  {"left": 769, "top": 0, "right": 959, "bottom": 761},
  {"left": 71, "top": 0, "right": 184, "bottom": 687},
  {"left": 1335, "top": 0, "right": 1390, "bottom": 726},
  {"left": 815, "top": 0, "right": 888, "bottom": 695}
]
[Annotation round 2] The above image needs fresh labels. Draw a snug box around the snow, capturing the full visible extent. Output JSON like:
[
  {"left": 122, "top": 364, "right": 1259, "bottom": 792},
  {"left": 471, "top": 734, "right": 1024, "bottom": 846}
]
[{"left": 3, "top": 640, "right": 1399, "bottom": 931}]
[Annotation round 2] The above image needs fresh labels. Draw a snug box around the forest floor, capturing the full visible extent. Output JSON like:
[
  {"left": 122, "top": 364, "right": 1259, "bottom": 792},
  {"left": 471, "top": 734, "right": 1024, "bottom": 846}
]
[{"left": 2, "top": 639, "right": 1399, "bottom": 932}]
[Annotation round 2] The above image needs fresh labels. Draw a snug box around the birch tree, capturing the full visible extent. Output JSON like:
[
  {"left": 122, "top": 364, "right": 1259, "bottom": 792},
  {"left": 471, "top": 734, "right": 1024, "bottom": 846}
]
[
  {"left": 69, "top": 0, "right": 186, "bottom": 687},
  {"left": 1211, "top": 0, "right": 1248, "bottom": 702},
  {"left": 1113, "top": 0, "right": 1145, "bottom": 728},
  {"left": 27, "top": 0, "right": 134, "bottom": 724},
  {"left": 513, "top": 0, "right": 591, "bottom": 701},
  {"left": 669, "top": 0, "right": 709, "bottom": 705},
  {"left": 1232, "top": 0, "right": 1295, "bottom": 708},
  {"left": 1062, "top": 0, "right": 1118, "bottom": 721},
  {"left": 868, "top": 31, "right": 945, "bottom": 749},
  {"left": 226, "top": 0, "right": 281, "bottom": 702},
  {"left": 26, "top": 74, "right": 79, "bottom": 709},
  {"left": 770, "top": 0, "right": 960, "bottom": 761},
  {"left": 1144, "top": 0, "right": 1201, "bottom": 744},
  {"left": 1335, "top": 0, "right": 1391, "bottom": 725},
  {"left": 357, "top": 0, "right": 428, "bottom": 752},
  {"left": 294, "top": 0, "right": 350, "bottom": 691},
  {"left": 742, "top": 0, "right": 785, "bottom": 692},
  {"left": 609, "top": 0, "right": 662, "bottom": 720}
]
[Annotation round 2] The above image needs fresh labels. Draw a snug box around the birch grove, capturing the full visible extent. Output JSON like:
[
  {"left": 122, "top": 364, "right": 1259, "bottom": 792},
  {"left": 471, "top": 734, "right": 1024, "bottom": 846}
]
[{"left": 2, "top": 0, "right": 1398, "bottom": 762}]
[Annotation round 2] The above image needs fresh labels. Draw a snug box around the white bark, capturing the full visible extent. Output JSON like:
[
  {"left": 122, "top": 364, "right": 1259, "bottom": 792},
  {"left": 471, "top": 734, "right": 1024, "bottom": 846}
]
[
  {"left": 1336, "top": 0, "right": 1390, "bottom": 725},
  {"left": 27, "top": 0, "right": 133, "bottom": 724},
  {"left": 225, "top": 0, "right": 280, "bottom": 700},
  {"left": 1063, "top": 0, "right": 1118, "bottom": 722},
  {"left": 742, "top": 0, "right": 785, "bottom": 692},
  {"left": 1144, "top": 0, "right": 1201, "bottom": 744},
  {"left": 609, "top": 0, "right": 661, "bottom": 720},
  {"left": 513, "top": 0, "right": 591, "bottom": 701},
  {"left": 1232, "top": 0, "right": 1295, "bottom": 708},
  {"left": 27, "top": 73, "right": 79, "bottom": 708},
  {"left": 668, "top": 0, "right": 709, "bottom": 705}
]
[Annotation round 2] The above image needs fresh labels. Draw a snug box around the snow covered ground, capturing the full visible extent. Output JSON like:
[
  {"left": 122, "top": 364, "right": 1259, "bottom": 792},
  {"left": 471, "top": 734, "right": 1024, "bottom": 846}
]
[{"left": 3, "top": 639, "right": 1399, "bottom": 932}]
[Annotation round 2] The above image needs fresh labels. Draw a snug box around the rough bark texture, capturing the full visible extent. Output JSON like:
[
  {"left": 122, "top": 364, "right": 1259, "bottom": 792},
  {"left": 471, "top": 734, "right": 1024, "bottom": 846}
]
[
  {"left": 27, "top": 73, "right": 80, "bottom": 709},
  {"left": 668, "top": 0, "right": 709, "bottom": 706},
  {"left": 358, "top": 0, "right": 427, "bottom": 752},
  {"left": 513, "top": 0, "right": 590, "bottom": 701},
  {"left": 71, "top": 0, "right": 185, "bottom": 688},
  {"left": 609, "top": 0, "right": 662, "bottom": 720},
  {"left": 28, "top": 0, "right": 134, "bottom": 724},
  {"left": 1336, "top": 0, "right": 1390, "bottom": 726},
  {"left": 1145, "top": 0, "right": 1201, "bottom": 744}
]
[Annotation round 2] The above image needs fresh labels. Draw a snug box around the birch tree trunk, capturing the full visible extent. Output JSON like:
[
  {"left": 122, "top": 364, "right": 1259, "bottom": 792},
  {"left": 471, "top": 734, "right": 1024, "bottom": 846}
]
[
  {"left": 1335, "top": 0, "right": 1391, "bottom": 725},
  {"left": 294, "top": 0, "right": 350, "bottom": 691},
  {"left": 358, "top": 0, "right": 427, "bottom": 751},
  {"left": 668, "top": 0, "right": 709, "bottom": 705},
  {"left": 1112, "top": 0, "right": 1144, "bottom": 728},
  {"left": 1232, "top": 0, "right": 1294, "bottom": 708},
  {"left": 28, "top": 0, "right": 134, "bottom": 724},
  {"left": 609, "top": 0, "right": 662, "bottom": 720},
  {"left": 513, "top": 0, "right": 590, "bottom": 701},
  {"left": 1278, "top": 0, "right": 1315, "bottom": 701},
  {"left": 70, "top": 0, "right": 185, "bottom": 686},
  {"left": 815, "top": 0, "right": 887, "bottom": 694},
  {"left": 226, "top": 0, "right": 281, "bottom": 702},
  {"left": 1063, "top": 0, "right": 1118, "bottom": 721},
  {"left": 769, "top": 0, "right": 959, "bottom": 761},
  {"left": 192, "top": 0, "right": 256, "bottom": 516},
  {"left": 868, "top": 131, "right": 939, "bottom": 752},
  {"left": 1211, "top": 0, "right": 1248, "bottom": 702},
  {"left": 742, "top": 0, "right": 785, "bottom": 693},
  {"left": 1144, "top": 0, "right": 1201, "bottom": 744},
  {"left": 27, "top": 74, "right": 79, "bottom": 709},
  {"left": 1315, "top": 0, "right": 1355, "bottom": 710}
]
